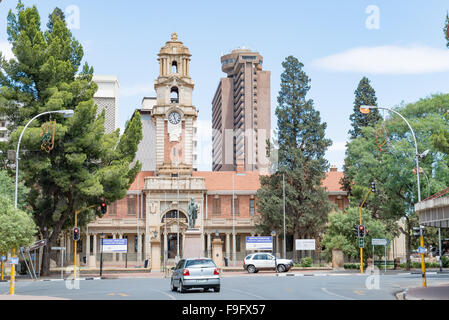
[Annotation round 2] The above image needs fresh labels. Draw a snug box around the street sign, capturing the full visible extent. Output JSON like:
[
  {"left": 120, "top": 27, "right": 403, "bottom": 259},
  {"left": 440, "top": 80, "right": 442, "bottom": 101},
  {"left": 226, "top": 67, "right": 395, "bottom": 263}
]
[
  {"left": 418, "top": 246, "right": 427, "bottom": 254},
  {"left": 372, "top": 238, "right": 389, "bottom": 246},
  {"left": 359, "top": 238, "right": 364, "bottom": 248},
  {"left": 51, "top": 247, "right": 66, "bottom": 251},
  {"left": 9, "top": 257, "right": 19, "bottom": 265},
  {"left": 101, "top": 239, "right": 128, "bottom": 253},
  {"left": 246, "top": 237, "right": 273, "bottom": 250},
  {"left": 295, "top": 239, "right": 316, "bottom": 251}
]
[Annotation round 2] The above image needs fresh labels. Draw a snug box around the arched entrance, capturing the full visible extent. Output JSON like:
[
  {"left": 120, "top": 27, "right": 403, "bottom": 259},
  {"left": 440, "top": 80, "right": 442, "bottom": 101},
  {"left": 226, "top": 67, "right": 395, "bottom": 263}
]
[{"left": 161, "top": 210, "right": 188, "bottom": 259}]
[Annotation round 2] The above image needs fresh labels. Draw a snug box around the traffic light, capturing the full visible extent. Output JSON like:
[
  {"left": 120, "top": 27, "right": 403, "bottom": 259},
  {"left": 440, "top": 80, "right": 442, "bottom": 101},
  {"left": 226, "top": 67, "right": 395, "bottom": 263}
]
[
  {"left": 354, "top": 225, "right": 360, "bottom": 237},
  {"left": 101, "top": 202, "right": 107, "bottom": 214},
  {"left": 365, "top": 229, "right": 370, "bottom": 237},
  {"left": 359, "top": 225, "right": 365, "bottom": 238},
  {"left": 73, "top": 227, "right": 80, "bottom": 241},
  {"left": 413, "top": 227, "right": 425, "bottom": 237},
  {"left": 371, "top": 182, "right": 377, "bottom": 193}
]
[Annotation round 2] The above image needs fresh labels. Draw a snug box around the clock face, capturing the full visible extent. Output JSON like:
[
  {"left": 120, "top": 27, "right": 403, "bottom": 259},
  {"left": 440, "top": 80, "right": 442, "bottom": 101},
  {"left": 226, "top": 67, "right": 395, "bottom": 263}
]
[{"left": 168, "top": 112, "right": 181, "bottom": 125}]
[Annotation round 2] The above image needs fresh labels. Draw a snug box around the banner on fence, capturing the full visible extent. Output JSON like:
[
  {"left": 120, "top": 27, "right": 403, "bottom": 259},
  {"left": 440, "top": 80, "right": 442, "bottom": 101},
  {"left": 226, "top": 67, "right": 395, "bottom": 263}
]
[
  {"left": 295, "top": 239, "right": 316, "bottom": 251},
  {"left": 246, "top": 237, "right": 273, "bottom": 250}
]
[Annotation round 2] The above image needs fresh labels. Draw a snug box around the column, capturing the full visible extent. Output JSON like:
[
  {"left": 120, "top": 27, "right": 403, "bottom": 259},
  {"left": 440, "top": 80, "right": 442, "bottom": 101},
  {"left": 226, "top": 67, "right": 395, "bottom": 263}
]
[
  {"left": 112, "top": 234, "right": 117, "bottom": 262},
  {"left": 232, "top": 232, "right": 237, "bottom": 264},
  {"left": 225, "top": 233, "right": 231, "bottom": 260},
  {"left": 201, "top": 232, "right": 205, "bottom": 257},
  {"left": 164, "top": 232, "right": 168, "bottom": 262},
  {"left": 93, "top": 233, "right": 97, "bottom": 262},
  {"left": 118, "top": 234, "right": 123, "bottom": 262},
  {"left": 137, "top": 233, "right": 142, "bottom": 264},
  {"left": 145, "top": 232, "right": 150, "bottom": 262},
  {"left": 85, "top": 233, "right": 90, "bottom": 264},
  {"left": 181, "top": 232, "right": 185, "bottom": 258},
  {"left": 207, "top": 233, "right": 212, "bottom": 258}
]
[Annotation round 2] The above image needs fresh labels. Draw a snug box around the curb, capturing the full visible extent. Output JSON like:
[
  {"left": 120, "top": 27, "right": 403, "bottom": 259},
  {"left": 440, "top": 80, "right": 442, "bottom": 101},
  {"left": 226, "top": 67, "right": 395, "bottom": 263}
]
[{"left": 276, "top": 273, "right": 367, "bottom": 277}]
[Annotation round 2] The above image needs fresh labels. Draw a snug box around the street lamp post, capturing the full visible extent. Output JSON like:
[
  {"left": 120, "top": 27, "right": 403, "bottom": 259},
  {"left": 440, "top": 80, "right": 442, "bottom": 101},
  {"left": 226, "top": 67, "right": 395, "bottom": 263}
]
[
  {"left": 100, "top": 233, "right": 105, "bottom": 277},
  {"left": 361, "top": 105, "right": 427, "bottom": 287},
  {"left": 14, "top": 110, "right": 74, "bottom": 208}
]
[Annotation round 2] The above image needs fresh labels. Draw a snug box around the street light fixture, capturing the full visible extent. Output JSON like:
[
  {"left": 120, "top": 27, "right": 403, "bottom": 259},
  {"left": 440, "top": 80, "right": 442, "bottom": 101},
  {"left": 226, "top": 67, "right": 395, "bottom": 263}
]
[
  {"left": 14, "top": 110, "right": 74, "bottom": 208},
  {"left": 360, "top": 105, "right": 427, "bottom": 287}
]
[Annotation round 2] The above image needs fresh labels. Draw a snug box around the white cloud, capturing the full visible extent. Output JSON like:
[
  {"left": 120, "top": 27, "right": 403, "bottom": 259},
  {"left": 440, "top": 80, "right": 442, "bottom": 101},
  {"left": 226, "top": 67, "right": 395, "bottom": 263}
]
[
  {"left": 312, "top": 45, "right": 449, "bottom": 74},
  {"left": 0, "top": 41, "right": 14, "bottom": 61},
  {"left": 120, "top": 83, "right": 155, "bottom": 97}
]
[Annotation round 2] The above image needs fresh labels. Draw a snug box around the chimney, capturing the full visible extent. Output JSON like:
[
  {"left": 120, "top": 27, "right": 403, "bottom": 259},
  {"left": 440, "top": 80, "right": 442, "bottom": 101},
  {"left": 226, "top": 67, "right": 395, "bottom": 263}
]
[{"left": 330, "top": 165, "right": 338, "bottom": 172}]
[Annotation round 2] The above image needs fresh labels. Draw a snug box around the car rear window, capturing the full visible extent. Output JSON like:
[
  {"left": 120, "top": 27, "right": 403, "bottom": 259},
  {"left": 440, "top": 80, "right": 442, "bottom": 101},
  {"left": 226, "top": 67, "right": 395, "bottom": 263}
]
[{"left": 185, "top": 259, "right": 216, "bottom": 268}]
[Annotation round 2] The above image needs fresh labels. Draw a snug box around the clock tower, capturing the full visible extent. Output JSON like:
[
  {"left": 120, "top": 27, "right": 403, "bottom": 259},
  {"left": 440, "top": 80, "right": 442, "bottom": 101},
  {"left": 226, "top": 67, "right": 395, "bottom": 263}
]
[{"left": 153, "top": 33, "right": 198, "bottom": 176}]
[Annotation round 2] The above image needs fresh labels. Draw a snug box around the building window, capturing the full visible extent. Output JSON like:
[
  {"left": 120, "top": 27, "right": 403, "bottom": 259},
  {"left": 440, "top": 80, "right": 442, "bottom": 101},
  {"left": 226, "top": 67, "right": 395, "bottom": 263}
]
[
  {"left": 172, "top": 61, "right": 178, "bottom": 74},
  {"left": 213, "top": 197, "right": 221, "bottom": 215},
  {"left": 170, "top": 87, "right": 179, "bottom": 104},
  {"left": 233, "top": 197, "right": 239, "bottom": 216},
  {"left": 109, "top": 202, "right": 117, "bottom": 216},
  {"left": 250, "top": 199, "right": 255, "bottom": 215},
  {"left": 127, "top": 196, "right": 136, "bottom": 215}
]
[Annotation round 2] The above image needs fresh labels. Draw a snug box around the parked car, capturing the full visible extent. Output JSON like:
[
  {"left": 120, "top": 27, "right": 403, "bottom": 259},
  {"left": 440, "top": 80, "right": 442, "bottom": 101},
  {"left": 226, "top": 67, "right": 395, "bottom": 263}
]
[
  {"left": 170, "top": 258, "right": 220, "bottom": 293},
  {"left": 243, "top": 253, "right": 294, "bottom": 273}
]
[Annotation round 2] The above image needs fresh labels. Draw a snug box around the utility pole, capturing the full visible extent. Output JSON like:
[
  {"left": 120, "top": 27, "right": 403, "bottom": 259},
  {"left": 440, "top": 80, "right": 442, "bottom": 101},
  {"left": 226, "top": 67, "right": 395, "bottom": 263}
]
[{"left": 283, "top": 174, "right": 286, "bottom": 259}]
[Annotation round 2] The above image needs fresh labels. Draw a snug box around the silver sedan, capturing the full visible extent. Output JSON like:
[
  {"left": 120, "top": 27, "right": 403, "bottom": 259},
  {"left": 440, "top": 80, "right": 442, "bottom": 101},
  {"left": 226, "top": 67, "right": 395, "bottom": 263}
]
[{"left": 170, "top": 258, "right": 221, "bottom": 293}]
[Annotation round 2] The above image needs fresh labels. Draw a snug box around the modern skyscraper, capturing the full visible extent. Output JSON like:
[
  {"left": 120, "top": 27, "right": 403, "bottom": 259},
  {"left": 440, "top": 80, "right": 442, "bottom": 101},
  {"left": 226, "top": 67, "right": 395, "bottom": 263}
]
[
  {"left": 93, "top": 75, "right": 119, "bottom": 134},
  {"left": 212, "top": 48, "right": 271, "bottom": 173}
]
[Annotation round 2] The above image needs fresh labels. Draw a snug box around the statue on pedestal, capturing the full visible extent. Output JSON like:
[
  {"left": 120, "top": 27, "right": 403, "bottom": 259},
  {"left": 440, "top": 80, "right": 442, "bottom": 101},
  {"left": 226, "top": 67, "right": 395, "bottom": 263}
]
[{"left": 188, "top": 198, "right": 198, "bottom": 229}]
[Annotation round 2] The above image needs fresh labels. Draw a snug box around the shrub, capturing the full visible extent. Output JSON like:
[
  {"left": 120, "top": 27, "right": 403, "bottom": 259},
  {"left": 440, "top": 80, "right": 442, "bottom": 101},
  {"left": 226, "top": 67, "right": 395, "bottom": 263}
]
[
  {"left": 300, "top": 257, "right": 313, "bottom": 267},
  {"left": 441, "top": 256, "right": 449, "bottom": 268}
]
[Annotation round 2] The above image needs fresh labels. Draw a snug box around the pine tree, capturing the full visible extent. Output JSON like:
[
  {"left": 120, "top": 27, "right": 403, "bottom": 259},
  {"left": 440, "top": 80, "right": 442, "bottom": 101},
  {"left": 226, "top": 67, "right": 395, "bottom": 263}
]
[
  {"left": 348, "top": 77, "right": 381, "bottom": 140},
  {"left": 0, "top": 3, "right": 142, "bottom": 275},
  {"left": 256, "top": 56, "right": 333, "bottom": 262},
  {"left": 445, "top": 13, "right": 449, "bottom": 48},
  {"left": 343, "top": 77, "right": 381, "bottom": 194}
]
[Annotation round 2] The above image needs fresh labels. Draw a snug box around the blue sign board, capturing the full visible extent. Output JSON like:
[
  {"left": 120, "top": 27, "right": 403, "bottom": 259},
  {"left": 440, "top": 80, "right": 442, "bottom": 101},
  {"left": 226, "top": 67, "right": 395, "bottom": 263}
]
[
  {"left": 101, "top": 239, "right": 128, "bottom": 253},
  {"left": 246, "top": 236, "right": 273, "bottom": 250}
]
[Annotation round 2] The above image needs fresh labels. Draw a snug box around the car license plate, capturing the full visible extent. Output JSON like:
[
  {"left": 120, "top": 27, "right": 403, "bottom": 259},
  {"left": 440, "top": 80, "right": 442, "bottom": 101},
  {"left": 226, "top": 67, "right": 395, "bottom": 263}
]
[{"left": 197, "top": 279, "right": 207, "bottom": 283}]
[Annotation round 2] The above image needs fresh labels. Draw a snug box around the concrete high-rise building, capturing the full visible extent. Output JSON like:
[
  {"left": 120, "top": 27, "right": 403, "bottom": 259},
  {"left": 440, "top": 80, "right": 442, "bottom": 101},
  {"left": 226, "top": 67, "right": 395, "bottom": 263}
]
[
  {"left": 212, "top": 48, "right": 271, "bottom": 173},
  {"left": 93, "top": 75, "right": 119, "bottom": 134}
]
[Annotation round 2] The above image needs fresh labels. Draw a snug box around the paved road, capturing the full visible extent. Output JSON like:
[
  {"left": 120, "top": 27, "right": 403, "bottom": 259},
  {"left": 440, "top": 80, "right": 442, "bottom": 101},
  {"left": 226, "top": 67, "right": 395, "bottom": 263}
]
[{"left": 1, "top": 273, "right": 448, "bottom": 300}]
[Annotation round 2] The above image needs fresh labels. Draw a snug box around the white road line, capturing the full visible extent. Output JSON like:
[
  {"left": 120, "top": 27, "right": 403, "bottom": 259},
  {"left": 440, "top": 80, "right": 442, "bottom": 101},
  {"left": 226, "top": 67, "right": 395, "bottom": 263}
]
[
  {"left": 321, "top": 288, "right": 355, "bottom": 300},
  {"left": 147, "top": 288, "right": 177, "bottom": 300},
  {"left": 228, "top": 288, "right": 267, "bottom": 300}
]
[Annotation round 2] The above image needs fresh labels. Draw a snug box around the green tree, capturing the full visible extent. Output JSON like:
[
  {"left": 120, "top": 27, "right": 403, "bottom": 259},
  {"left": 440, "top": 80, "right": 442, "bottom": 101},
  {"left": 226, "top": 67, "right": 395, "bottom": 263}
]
[
  {"left": 321, "top": 207, "right": 390, "bottom": 262},
  {"left": 348, "top": 77, "right": 381, "bottom": 140},
  {"left": 256, "top": 56, "right": 333, "bottom": 262},
  {"left": 0, "top": 3, "right": 143, "bottom": 275},
  {"left": 0, "top": 195, "right": 37, "bottom": 256},
  {"left": 343, "top": 77, "right": 382, "bottom": 194},
  {"left": 0, "top": 169, "right": 29, "bottom": 212},
  {"left": 345, "top": 94, "right": 449, "bottom": 269}
]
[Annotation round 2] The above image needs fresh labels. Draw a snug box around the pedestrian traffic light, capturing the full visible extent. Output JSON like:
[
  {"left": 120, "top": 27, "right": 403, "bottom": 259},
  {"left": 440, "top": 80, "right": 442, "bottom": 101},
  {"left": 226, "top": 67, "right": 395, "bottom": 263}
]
[
  {"left": 371, "top": 182, "right": 376, "bottom": 193},
  {"left": 365, "top": 229, "right": 369, "bottom": 236},
  {"left": 101, "top": 202, "right": 107, "bottom": 214},
  {"left": 354, "top": 225, "right": 360, "bottom": 237},
  {"left": 73, "top": 227, "right": 80, "bottom": 241},
  {"left": 359, "top": 225, "right": 365, "bottom": 238}
]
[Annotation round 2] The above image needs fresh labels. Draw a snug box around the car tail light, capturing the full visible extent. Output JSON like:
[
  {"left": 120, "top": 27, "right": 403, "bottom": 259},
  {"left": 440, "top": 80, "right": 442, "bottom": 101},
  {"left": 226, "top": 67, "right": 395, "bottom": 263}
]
[
  {"left": 183, "top": 268, "right": 190, "bottom": 276},
  {"left": 214, "top": 268, "right": 220, "bottom": 275}
]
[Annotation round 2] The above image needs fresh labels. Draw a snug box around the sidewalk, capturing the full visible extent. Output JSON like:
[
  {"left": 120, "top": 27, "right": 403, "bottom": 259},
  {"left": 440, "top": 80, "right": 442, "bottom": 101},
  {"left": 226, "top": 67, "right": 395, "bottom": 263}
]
[{"left": 400, "top": 283, "right": 449, "bottom": 300}]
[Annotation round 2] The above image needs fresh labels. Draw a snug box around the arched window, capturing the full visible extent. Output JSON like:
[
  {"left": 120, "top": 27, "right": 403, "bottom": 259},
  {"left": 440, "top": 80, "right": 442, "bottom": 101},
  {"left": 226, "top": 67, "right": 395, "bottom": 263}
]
[
  {"left": 162, "top": 210, "right": 187, "bottom": 222},
  {"left": 170, "top": 87, "right": 179, "bottom": 104},
  {"left": 172, "top": 61, "right": 178, "bottom": 74}
]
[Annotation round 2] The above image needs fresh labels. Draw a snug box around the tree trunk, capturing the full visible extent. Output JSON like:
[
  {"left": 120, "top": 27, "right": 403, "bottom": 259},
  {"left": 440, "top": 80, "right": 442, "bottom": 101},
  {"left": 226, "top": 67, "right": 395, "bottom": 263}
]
[
  {"left": 293, "top": 228, "right": 299, "bottom": 262},
  {"left": 405, "top": 217, "right": 411, "bottom": 271},
  {"left": 41, "top": 242, "right": 52, "bottom": 276}
]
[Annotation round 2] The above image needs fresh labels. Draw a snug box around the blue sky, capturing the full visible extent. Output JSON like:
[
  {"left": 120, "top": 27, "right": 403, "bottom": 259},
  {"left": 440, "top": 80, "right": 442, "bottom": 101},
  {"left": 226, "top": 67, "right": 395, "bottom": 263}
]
[{"left": 1, "top": 0, "right": 449, "bottom": 171}]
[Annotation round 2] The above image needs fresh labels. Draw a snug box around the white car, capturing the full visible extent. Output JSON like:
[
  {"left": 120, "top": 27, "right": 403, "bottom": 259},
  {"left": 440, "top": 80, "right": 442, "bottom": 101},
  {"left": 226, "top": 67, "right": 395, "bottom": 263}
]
[{"left": 243, "top": 253, "right": 294, "bottom": 273}]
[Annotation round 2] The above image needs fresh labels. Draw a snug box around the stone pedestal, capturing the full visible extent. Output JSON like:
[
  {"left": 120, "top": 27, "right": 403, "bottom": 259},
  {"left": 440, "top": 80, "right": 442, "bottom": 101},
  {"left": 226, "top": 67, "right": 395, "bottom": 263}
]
[
  {"left": 151, "top": 239, "right": 161, "bottom": 271},
  {"left": 212, "top": 238, "right": 224, "bottom": 268},
  {"left": 332, "top": 249, "right": 344, "bottom": 269},
  {"left": 183, "top": 229, "right": 202, "bottom": 259},
  {"left": 88, "top": 255, "right": 96, "bottom": 269}
]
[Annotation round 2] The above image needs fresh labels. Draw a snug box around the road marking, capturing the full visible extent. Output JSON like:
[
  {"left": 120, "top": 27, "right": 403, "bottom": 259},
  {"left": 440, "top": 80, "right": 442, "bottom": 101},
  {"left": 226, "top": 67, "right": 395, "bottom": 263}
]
[
  {"left": 147, "top": 288, "right": 177, "bottom": 300},
  {"left": 118, "top": 293, "right": 129, "bottom": 297},
  {"left": 228, "top": 288, "right": 267, "bottom": 300},
  {"left": 321, "top": 288, "right": 355, "bottom": 300},
  {"left": 353, "top": 290, "right": 365, "bottom": 296}
]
